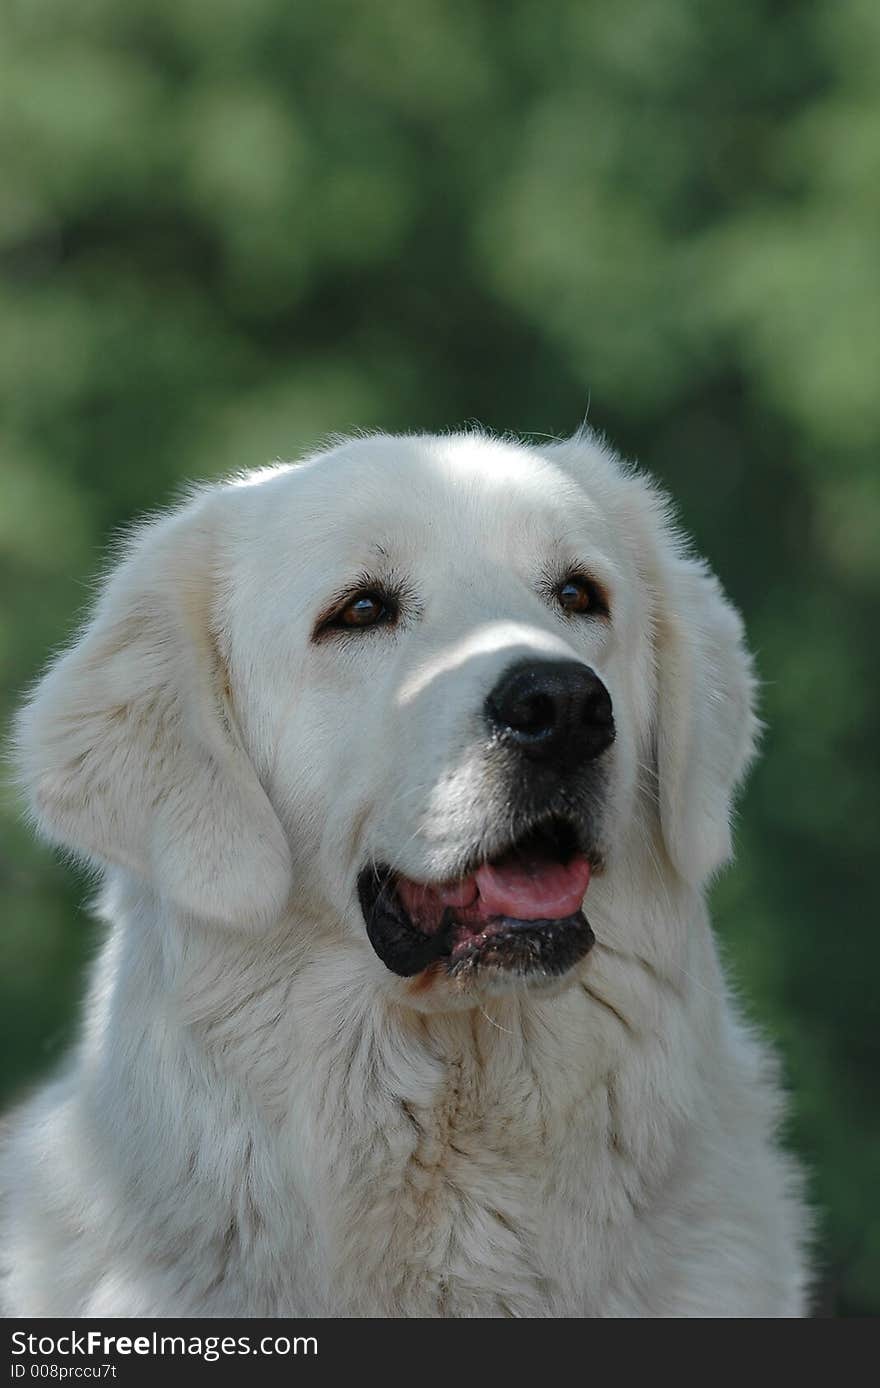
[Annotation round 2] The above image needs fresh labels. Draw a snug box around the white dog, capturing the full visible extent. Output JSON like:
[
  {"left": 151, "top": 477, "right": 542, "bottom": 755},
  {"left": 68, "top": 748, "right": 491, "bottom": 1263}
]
[{"left": 2, "top": 429, "right": 809, "bottom": 1317}]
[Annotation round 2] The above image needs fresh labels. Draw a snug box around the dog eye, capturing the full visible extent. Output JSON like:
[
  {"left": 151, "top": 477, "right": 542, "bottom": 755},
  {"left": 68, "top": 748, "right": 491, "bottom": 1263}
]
[
  {"left": 313, "top": 582, "right": 404, "bottom": 641},
  {"left": 335, "top": 591, "right": 393, "bottom": 630},
  {"left": 556, "top": 575, "right": 609, "bottom": 617}
]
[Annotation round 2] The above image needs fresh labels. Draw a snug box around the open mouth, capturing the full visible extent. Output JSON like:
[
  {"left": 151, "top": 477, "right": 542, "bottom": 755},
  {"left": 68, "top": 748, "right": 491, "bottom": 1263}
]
[{"left": 357, "top": 816, "right": 596, "bottom": 982}]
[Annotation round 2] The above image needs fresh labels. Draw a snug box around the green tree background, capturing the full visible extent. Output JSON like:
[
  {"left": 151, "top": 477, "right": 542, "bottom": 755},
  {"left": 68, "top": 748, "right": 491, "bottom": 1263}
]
[{"left": 1, "top": 0, "right": 877, "bottom": 1316}]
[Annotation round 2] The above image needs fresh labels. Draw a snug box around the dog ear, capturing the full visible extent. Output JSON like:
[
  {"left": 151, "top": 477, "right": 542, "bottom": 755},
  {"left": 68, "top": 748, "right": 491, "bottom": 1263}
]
[
  {"left": 541, "top": 429, "right": 758, "bottom": 886},
  {"left": 651, "top": 551, "right": 759, "bottom": 885},
  {"left": 14, "top": 494, "right": 293, "bottom": 928}
]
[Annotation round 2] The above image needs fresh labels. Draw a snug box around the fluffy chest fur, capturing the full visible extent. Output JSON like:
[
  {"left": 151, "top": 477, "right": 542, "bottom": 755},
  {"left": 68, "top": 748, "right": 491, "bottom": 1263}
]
[
  {"left": 302, "top": 1029, "right": 672, "bottom": 1317},
  {"left": 1, "top": 891, "right": 805, "bottom": 1318},
  {"left": 128, "top": 892, "right": 799, "bottom": 1316}
]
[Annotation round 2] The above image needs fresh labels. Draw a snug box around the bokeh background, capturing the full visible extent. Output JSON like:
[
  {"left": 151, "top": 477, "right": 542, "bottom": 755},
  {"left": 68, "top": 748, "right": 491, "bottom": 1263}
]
[{"left": 1, "top": 0, "right": 877, "bottom": 1316}]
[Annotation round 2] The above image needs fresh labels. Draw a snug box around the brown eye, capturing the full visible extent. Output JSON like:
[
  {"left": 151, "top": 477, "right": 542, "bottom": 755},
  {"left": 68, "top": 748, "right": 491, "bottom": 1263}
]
[
  {"left": 337, "top": 592, "right": 391, "bottom": 629},
  {"left": 313, "top": 582, "right": 403, "bottom": 641},
  {"left": 556, "top": 575, "right": 608, "bottom": 617}
]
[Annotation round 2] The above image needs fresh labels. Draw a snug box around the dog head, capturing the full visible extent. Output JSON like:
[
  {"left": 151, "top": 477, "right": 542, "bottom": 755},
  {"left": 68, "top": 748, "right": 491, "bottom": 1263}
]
[{"left": 15, "top": 431, "right": 757, "bottom": 1005}]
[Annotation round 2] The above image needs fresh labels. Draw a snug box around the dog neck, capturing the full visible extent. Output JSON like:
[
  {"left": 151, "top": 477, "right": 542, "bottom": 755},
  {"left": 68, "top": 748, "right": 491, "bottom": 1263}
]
[{"left": 74, "top": 865, "right": 723, "bottom": 1314}]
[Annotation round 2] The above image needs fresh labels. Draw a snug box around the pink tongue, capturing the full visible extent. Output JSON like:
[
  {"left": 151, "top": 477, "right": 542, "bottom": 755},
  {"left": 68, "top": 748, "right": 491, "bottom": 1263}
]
[
  {"left": 397, "top": 852, "right": 592, "bottom": 930},
  {"left": 472, "top": 853, "right": 591, "bottom": 921}
]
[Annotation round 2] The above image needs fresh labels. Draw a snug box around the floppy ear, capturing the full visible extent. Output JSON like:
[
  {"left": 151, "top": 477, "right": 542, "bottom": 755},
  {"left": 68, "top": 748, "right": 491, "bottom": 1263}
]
[
  {"left": 14, "top": 495, "right": 293, "bottom": 928},
  {"left": 652, "top": 549, "right": 759, "bottom": 886},
  {"left": 540, "top": 428, "right": 758, "bottom": 886}
]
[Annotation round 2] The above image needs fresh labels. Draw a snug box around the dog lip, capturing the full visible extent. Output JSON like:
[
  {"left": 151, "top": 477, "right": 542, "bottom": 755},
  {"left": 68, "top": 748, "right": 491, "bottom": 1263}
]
[{"left": 445, "top": 912, "right": 595, "bottom": 979}]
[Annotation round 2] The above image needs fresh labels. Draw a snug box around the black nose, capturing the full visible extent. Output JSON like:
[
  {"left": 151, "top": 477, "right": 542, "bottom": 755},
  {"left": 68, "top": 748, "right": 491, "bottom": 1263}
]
[{"left": 485, "top": 659, "right": 615, "bottom": 766}]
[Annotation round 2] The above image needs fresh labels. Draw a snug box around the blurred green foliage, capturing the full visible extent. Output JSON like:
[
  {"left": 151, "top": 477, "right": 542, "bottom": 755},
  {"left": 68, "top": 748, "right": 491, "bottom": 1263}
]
[{"left": 1, "top": 0, "right": 877, "bottom": 1316}]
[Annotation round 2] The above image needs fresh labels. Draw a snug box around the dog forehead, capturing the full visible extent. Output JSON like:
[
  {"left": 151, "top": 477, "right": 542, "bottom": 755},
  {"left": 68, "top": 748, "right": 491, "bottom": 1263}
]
[{"left": 247, "top": 433, "right": 609, "bottom": 564}]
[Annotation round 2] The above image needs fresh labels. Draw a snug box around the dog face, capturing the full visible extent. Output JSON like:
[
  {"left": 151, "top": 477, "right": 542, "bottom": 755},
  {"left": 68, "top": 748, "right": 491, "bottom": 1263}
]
[
  {"left": 16, "top": 431, "right": 757, "bottom": 1006},
  {"left": 235, "top": 435, "right": 630, "bottom": 990}
]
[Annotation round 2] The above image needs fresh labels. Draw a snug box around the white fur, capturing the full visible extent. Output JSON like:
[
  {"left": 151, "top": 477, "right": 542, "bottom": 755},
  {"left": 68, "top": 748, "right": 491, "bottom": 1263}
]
[{"left": 1, "top": 430, "right": 809, "bottom": 1317}]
